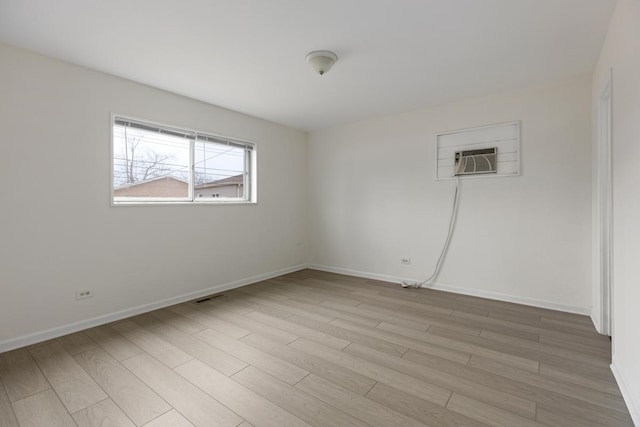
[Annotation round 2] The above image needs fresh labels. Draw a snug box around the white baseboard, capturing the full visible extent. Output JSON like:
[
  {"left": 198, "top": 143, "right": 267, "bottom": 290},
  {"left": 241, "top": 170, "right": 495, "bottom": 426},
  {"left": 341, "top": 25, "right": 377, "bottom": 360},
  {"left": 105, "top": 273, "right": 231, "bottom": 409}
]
[
  {"left": 611, "top": 361, "right": 640, "bottom": 426},
  {"left": 430, "top": 281, "right": 590, "bottom": 315},
  {"left": 308, "top": 264, "right": 409, "bottom": 286},
  {"left": 0, "top": 264, "right": 308, "bottom": 353},
  {"left": 308, "top": 264, "right": 590, "bottom": 315},
  {"left": 590, "top": 310, "right": 603, "bottom": 334}
]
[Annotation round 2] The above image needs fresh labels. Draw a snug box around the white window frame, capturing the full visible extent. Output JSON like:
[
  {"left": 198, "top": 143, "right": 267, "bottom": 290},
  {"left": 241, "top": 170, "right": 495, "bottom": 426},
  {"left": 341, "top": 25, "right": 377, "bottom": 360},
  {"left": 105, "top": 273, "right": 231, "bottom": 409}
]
[{"left": 111, "top": 115, "right": 256, "bottom": 206}]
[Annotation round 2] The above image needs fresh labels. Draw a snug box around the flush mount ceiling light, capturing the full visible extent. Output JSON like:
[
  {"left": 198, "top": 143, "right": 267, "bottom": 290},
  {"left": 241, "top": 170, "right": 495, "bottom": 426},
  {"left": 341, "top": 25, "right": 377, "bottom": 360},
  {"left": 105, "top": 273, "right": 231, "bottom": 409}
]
[{"left": 305, "top": 50, "right": 338, "bottom": 76}]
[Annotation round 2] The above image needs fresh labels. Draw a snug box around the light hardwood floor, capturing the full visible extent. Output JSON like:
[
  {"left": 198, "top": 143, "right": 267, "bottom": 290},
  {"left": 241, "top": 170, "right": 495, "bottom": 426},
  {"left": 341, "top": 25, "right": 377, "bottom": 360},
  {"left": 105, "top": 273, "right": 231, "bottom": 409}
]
[{"left": 0, "top": 269, "right": 634, "bottom": 426}]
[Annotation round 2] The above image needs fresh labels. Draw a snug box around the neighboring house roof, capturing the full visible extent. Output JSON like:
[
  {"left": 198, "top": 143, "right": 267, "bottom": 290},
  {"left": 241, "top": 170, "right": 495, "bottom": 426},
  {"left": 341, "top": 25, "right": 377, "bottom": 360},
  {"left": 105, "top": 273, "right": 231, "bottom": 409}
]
[
  {"left": 195, "top": 174, "right": 243, "bottom": 189},
  {"left": 114, "top": 175, "right": 187, "bottom": 191}
]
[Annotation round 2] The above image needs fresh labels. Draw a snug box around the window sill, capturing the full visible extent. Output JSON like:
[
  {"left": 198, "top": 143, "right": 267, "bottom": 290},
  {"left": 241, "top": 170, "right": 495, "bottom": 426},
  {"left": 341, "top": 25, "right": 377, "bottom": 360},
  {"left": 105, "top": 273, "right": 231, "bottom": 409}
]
[{"left": 111, "top": 200, "right": 257, "bottom": 207}]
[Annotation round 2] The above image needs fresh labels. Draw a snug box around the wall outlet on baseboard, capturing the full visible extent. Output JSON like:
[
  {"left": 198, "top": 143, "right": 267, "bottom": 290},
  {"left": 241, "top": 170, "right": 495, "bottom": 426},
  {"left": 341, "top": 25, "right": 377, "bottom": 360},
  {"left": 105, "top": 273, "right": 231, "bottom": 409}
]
[
  {"left": 401, "top": 258, "right": 411, "bottom": 265},
  {"left": 76, "top": 289, "right": 94, "bottom": 300}
]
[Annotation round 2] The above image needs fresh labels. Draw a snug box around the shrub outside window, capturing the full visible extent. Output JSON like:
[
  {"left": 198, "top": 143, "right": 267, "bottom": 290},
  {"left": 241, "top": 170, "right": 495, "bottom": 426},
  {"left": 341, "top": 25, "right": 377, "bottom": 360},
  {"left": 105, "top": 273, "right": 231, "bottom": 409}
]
[{"left": 112, "top": 116, "right": 255, "bottom": 204}]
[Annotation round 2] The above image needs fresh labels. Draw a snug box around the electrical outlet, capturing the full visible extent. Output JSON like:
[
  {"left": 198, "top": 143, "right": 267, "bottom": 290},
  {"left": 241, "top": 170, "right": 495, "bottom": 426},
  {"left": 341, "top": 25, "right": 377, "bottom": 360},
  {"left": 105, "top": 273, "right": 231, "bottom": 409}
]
[
  {"left": 401, "top": 258, "right": 411, "bottom": 265},
  {"left": 76, "top": 289, "right": 94, "bottom": 300}
]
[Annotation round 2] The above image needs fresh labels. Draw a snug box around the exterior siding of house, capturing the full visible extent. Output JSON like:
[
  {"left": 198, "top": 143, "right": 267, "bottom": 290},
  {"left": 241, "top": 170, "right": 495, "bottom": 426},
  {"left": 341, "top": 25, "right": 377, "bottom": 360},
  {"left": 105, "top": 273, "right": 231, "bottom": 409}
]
[
  {"left": 195, "top": 174, "right": 244, "bottom": 198},
  {"left": 114, "top": 175, "right": 244, "bottom": 199},
  {"left": 114, "top": 177, "right": 188, "bottom": 197},
  {"left": 195, "top": 183, "right": 243, "bottom": 198}
]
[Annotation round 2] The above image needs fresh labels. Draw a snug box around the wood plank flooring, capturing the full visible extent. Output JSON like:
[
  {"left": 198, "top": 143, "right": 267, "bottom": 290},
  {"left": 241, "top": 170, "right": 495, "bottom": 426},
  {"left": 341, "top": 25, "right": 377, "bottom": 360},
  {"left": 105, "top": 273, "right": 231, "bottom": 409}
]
[{"left": 0, "top": 269, "right": 633, "bottom": 426}]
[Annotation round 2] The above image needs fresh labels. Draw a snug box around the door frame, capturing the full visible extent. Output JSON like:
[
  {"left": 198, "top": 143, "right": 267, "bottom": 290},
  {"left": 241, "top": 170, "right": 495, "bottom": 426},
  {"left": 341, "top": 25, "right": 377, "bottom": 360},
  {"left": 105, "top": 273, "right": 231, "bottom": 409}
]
[{"left": 597, "top": 69, "right": 613, "bottom": 337}]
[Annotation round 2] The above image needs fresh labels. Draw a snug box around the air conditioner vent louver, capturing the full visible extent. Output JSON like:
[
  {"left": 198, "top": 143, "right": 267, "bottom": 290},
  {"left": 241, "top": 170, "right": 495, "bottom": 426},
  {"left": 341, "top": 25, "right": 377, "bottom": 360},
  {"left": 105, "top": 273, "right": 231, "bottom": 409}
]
[
  {"left": 192, "top": 294, "right": 225, "bottom": 304},
  {"left": 455, "top": 147, "right": 498, "bottom": 176}
]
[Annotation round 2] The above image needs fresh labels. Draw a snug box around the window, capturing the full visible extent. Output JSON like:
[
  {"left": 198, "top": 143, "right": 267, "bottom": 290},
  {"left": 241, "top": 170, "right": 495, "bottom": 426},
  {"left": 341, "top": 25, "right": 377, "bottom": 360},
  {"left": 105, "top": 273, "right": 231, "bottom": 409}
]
[{"left": 112, "top": 116, "right": 255, "bottom": 204}]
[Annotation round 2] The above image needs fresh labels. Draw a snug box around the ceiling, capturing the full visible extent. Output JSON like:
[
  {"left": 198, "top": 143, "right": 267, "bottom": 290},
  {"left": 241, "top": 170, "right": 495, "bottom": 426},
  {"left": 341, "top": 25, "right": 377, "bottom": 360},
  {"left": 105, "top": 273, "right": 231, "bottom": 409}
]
[{"left": 0, "top": 0, "right": 616, "bottom": 131}]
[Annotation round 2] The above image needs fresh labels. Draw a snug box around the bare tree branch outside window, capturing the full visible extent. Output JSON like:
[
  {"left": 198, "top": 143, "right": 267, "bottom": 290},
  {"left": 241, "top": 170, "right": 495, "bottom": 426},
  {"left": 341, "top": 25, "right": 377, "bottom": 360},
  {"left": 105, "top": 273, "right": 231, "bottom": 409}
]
[{"left": 113, "top": 126, "right": 186, "bottom": 187}]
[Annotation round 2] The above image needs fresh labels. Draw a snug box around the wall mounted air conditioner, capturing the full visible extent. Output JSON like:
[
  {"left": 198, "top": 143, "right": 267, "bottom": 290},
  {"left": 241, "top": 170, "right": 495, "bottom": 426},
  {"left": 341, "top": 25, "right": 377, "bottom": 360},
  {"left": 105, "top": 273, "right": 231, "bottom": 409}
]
[
  {"left": 454, "top": 147, "right": 498, "bottom": 176},
  {"left": 435, "top": 121, "right": 520, "bottom": 180}
]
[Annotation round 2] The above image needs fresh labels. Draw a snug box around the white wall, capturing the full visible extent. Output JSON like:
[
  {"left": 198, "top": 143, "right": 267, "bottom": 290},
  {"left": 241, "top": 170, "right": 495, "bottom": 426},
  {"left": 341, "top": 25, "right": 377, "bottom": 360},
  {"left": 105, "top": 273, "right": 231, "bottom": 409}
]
[
  {"left": 0, "top": 43, "right": 308, "bottom": 350},
  {"left": 308, "top": 77, "right": 592, "bottom": 313},
  {"left": 593, "top": 0, "right": 640, "bottom": 423}
]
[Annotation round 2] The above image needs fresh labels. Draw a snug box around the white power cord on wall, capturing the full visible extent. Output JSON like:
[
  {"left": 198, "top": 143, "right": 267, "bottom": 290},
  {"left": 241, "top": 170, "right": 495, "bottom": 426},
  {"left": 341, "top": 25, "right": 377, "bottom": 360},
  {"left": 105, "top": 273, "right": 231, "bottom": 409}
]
[{"left": 402, "top": 177, "right": 461, "bottom": 289}]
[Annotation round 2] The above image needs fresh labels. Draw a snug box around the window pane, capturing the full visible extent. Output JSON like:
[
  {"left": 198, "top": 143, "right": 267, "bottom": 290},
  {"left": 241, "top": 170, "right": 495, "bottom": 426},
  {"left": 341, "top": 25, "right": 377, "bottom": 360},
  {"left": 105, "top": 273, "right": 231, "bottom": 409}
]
[
  {"left": 113, "top": 125, "right": 190, "bottom": 198},
  {"left": 111, "top": 116, "right": 255, "bottom": 204},
  {"left": 194, "top": 141, "right": 246, "bottom": 199}
]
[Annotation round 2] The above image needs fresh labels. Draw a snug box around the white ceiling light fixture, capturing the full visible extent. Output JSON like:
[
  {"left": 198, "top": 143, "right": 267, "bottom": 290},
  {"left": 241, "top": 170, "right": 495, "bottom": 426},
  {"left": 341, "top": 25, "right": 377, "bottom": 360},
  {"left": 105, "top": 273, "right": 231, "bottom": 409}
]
[{"left": 306, "top": 50, "right": 338, "bottom": 76}]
